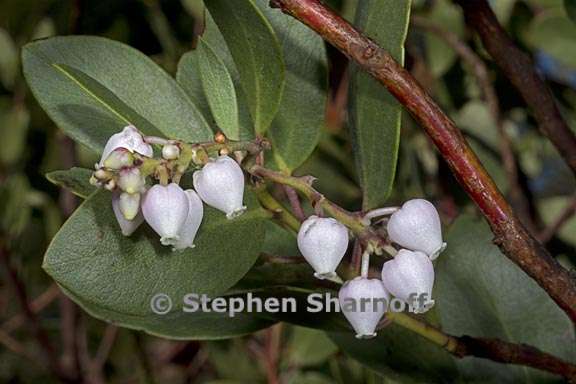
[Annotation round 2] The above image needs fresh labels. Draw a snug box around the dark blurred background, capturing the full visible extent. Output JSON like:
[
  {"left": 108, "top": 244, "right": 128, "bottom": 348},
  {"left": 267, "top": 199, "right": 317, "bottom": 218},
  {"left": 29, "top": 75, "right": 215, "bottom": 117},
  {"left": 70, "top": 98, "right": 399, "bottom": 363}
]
[{"left": 1, "top": 0, "right": 575, "bottom": 382}]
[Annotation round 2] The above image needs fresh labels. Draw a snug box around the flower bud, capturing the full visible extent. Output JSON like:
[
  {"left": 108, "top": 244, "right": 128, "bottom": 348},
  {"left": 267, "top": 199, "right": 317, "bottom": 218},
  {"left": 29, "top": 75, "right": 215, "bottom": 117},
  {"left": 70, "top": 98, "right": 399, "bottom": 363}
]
[
  {"left": 381, "top": 249, "right": 435, "bottom": 314},
  {"left": 172, "top": 190, "right": 204, "bottom": 250},
  {"left": 339, "top": 277, "right": 390, "bottom": 339},
  {"left": 119, "top": 192, "right": 141, "bottom": 221},
  {"left": 162, "top": 144, "right": 180, "bottom": 160},
  {"left": 99, "top": 125, "right": 153, "bottom": 166},
  {"left": 112, "top": 193, "right": 143, "bottom": 236},
  {"left": 142, "top": 183, "right": 189, "bottom": 246},
  {"left": 193, "top": 156, "right": 246, "bottom": 219},
  {"left": 103, "top": 147, "right": 134, "bottom": 169},
  {"left": 387, "top": 199, "right": 446, "bottom": 259},
  {"left": 118, "top": 168, "right": 145, "bottom": 194},
  {"left": 297, "top": 215, "right": 349, "bottom": 280}
]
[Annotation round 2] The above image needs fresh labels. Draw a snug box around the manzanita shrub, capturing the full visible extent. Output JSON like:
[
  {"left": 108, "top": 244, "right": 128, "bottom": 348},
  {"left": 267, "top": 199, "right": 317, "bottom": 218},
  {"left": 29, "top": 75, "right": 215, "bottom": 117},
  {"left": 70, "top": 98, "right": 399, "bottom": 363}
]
[{"left": 18, "top": 0, "right": 576, "bottom": 382}]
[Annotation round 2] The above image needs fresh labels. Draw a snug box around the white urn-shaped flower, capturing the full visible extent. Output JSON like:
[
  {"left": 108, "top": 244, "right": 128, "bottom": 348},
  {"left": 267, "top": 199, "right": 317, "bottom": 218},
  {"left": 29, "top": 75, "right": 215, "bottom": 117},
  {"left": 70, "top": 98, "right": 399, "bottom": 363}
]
[
  {"left": 387, "top": 199, "right": 445, "bottom": 259},
  {"left": 193, "top": 156, "right": 246, "bottom": 219},
  {"left": 172, "top": 190, "right": 204, "bottom": 251},
  {"left": 117, "top": 167, "right": 146, "bottom": 194},
  {"left": 339, "top": 277, "right": 390, "bottom": 339},
  {"left": 142, "top": 183, "right": 189, "bottom": 246},
  {"left": 297, "top": 215, "right": 349, "bottom": 280},
  {"left": 99, "top": 125, "right": 153, "bottom": 166},
  {"left": 381, "top": 249, "right": 435, "bottom": 313},
  {"left": 112, "top": 192, "right": 144, "bottom": 236}
]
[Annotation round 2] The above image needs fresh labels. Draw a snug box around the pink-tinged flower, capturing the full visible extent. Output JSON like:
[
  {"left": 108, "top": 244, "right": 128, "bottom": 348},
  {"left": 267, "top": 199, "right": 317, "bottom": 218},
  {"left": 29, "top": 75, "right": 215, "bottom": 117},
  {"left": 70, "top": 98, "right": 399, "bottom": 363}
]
[
  {"left": 172, "top": 190, "right": 204, "bottom": 250},
  {"left": 297, "top": 215, "right": 349, "bottom": 280},
  {"left": 387, "top": 199, "right": 445, "bottom": 259},
  {"left": 99, "top": 125, "right": 153, "bottom": 166},
  {"left": 339, "top": 277, "right": 390, "bottom": 339},
  {"left": 193, "top": 156, "right": 246, "bottom": 219},
  {"left": 381, "top": 249, "right": 435, "bottom": 314},
  {"left": 112, "top": 192, "right": 143, "bottom": 236},
  {"left": 142, "top": 183, "right": 189, "bottom": 246}
]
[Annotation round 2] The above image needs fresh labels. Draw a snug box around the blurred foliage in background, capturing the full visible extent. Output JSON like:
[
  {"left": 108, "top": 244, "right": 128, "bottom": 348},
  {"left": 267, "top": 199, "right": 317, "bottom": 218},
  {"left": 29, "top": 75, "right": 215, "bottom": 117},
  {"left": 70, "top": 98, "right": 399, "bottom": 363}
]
[{"left": 1, "top": 0, "right": 576, "bottom": 383}]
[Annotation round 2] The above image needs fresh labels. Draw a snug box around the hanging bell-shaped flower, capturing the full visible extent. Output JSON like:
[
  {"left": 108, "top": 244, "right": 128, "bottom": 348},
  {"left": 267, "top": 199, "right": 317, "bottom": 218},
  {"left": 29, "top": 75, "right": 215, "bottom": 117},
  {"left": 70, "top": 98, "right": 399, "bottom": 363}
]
[
  {"left": 142, "top": 183, "right": 189, "bottom": 246},
  {"left": 297, "top": 215, "right": 349, "bottom": 280},
  {"left": 99, "top": 125, "right": 153, "bottom": 166},
  {"left": 112, "top": 192, "right": 143, "bottom": 236},
  {"left": 338, "top": 277, "right": 390, "bottom": 339},
  {"left": 118, "top": 192, "right": 141, "bottom": 221},
  {"left": 387, "top": 199, "right": 446, "bottom": 259},
  {"left": 381, "top": 249, "right": 435, "bottom": 314},
  {"left": 118, "top": 167, "right": 146, "bottom": 194},
  {"left": 172, "top": 190, "right": 204, "bottom": 250},
  {"left": 193, "top": 156, "right": 246, "bottom": 219}
]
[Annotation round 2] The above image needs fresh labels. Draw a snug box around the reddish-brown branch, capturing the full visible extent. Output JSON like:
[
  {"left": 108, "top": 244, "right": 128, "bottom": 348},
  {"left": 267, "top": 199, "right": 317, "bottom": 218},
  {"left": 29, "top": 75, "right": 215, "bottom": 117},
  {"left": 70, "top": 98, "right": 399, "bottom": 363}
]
[
  {"left": 455, "top": 0, "right": 576, "bottom": 176},
  {"left": 455, "top": 336, "right": 576, "bottom": 382},
  {"left": 268, "top": 0, "right": 576, "bottom": 323}
]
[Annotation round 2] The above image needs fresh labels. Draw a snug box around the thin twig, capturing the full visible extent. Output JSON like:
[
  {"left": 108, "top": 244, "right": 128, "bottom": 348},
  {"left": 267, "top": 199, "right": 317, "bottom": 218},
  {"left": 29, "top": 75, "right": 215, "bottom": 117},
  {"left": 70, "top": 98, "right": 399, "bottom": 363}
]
[
  {"left": 283, "top": 185, "right": 306, "bottom": 222},
  {"left": 0, "top": 244, "right": 72, "bottom": 382},
  {"left": 386, "top": 312, "right": 576, "bottom": 382},
  {"left": 2, "top": 283, "right": 60, "bottom": 333},
  {"left": 92, "top": 325, "right": 118, "bottom": 373},
  {"left": 0, "top": 327, "right": 37, "bottom": 362},
  {"left": 411, "top": 16, "right": 536, "bottom": 233},
  {"left": 537, "top": 195, "right": 576, "bottom": 244},
  {"left": 268, "top": 0, "right": 576, "bottom": 325},
  {"left": 264, "top": 324, "right": 282, "bottom": 384},
  {"left": 455, "top": 0, "right": 576, "bottom": 177}
]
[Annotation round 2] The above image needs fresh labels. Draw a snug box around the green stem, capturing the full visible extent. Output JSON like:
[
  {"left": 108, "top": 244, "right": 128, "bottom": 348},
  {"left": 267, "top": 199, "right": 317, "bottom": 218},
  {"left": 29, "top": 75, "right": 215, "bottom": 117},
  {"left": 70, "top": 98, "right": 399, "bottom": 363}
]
[
  {"left": 386, "top": 312, "right": 458, "bottom": 353},
  {"left": 254, "top": 186, "right": 301, "bottom": 233}
]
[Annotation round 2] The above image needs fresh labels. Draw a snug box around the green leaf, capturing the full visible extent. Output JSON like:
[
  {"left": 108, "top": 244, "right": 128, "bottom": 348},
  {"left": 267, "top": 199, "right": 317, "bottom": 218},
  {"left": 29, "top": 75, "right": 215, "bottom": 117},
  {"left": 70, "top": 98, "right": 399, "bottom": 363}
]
[
  {"left": 435, "top": 215, "right": 576, "bottom": 382},
  {"left": 45, "top": 167, "right": 96, "bottom": 199},
  {"left": 23, "top": 36, "right": 212, "bottom": 153},
  {"left": 254, "top": 0, "right": 328, "bottom": 171},
  {"left": 0, "top": 28, "right": 18, "bottom": 89},
  {"left": 422, "top": 0, "right": 464, "bottom": 76},
  {"left": 205, "top": 0, "right": 285, "bottom": 135},
  {"left": 197, "top": 38, "right": 239, "bottom": 139},
  {"left": 330, "top": 323, "right": 459, "bottom": 383},
  {"left": 285, "top": 326, "right": 338, "bottom": 367},
  {"left": 348, "top": 0, "right": 411, "bottom": 209},
  {"left": 177, "top": 14, "right": 255, "bottom": 140},
  {"left": 43, "top": 190, "right": 270, "bottom": 339},
  {"left": 0, "top": 102, "right": 29, "bottom": 165},
  {"left": 566, "top": 0, "right": 576, "bottom": 24},
  {"left": 526, "top": 9, "right": 576, "bottom": 68}
]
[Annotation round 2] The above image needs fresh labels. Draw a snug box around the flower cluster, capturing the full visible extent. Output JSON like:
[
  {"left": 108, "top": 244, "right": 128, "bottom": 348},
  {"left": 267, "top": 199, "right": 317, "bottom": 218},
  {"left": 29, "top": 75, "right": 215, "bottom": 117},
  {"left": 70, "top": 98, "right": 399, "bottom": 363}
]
[
  {"left": 92, "top": 126, "right": 446, "bottom": 340},
  {"left": 297, "top": 199, "right": 445, "bottom": 339},
  {"left": 90, "top": 125, "right": 246, "bottom": 250}
]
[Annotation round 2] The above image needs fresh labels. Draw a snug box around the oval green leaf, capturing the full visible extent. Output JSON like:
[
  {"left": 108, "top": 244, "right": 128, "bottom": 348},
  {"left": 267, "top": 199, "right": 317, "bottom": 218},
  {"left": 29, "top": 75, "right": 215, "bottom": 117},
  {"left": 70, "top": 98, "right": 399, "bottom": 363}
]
[
  {"left": 43, "top": 190, "right": 269, "bottom": 338},
  {"left": 435, "top": 215, "right": 576, "bottom": 382},
  {"left": 22, "top": 36, "right": 212, "bottom": 153},
  {"left": 348, "top": 0, "right": 411, "bottom": 210},
  {"left": 197, "top": 38, "right": 239, "bottom": 139},
  {"left": 177, "top": 13, "right": 255, "bottom": 140},
  {"left": 254, "top": 0, "right": 328, "bottom": 172},
  {"left": 205, "top": 0, "right": 285, "bottom": 135}
]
